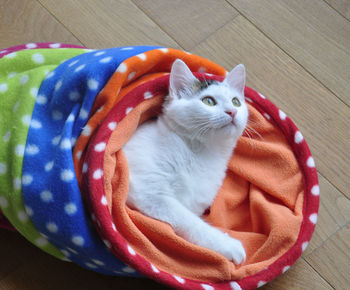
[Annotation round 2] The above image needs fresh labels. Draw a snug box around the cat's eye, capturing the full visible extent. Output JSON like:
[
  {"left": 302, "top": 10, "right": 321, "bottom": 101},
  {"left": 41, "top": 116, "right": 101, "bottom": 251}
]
[
  {"left": 202, "top": 96, "right": 216, "bottom": 106},
  {"left": 232, "top": 97, "right": 241, "bottom": 107}
]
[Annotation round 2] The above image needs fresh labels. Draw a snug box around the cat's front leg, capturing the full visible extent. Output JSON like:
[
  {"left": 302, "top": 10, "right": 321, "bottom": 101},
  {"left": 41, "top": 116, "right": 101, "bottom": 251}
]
[{"left": 128, "top": 194, "right": 246, "bottom": 264}]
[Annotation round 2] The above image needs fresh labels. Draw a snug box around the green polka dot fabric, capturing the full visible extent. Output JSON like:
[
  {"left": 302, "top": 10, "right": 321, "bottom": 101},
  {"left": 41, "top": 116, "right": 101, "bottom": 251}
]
[{"left": 0, "top": 48, "right": 86, "bottom": 258}]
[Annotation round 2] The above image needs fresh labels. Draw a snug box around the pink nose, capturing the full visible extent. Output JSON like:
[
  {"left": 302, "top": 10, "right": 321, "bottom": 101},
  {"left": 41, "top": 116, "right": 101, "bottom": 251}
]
[{"left": 225, "top": 110, "right": 237, "bottom": 118}]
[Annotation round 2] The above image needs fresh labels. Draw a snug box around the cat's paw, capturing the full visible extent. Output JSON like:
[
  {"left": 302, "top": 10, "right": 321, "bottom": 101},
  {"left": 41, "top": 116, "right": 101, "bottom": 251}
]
[{"left": 216, "top": 234, "right": 246, "bottom": 265}]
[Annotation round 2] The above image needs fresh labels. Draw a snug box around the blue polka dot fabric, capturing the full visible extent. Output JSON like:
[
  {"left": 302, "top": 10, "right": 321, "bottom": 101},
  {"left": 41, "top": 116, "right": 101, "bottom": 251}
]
[{"left": 22, "top": 46, "right": 161, "bottom": 275}]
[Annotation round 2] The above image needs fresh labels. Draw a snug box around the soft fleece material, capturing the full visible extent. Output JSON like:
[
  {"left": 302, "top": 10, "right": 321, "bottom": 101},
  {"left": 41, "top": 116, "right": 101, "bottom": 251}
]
[{"left": 0, "top": 44, "right": 319, "bottom": 289}]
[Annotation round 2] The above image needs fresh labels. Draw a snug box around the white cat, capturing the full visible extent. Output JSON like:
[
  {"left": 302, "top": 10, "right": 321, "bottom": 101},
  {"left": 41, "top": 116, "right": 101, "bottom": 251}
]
[{"left": 123, "top": 59, "right": 248, "bottom": 264}]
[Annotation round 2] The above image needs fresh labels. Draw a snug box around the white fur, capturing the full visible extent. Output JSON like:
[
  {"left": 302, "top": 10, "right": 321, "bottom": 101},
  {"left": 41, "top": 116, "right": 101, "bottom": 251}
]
[{"left": 123, "top": 59, "right": 248, "bottom": 264}]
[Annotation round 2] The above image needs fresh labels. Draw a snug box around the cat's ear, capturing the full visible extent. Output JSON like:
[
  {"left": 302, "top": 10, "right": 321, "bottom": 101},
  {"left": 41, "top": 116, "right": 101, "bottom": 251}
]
[
  {"left": 169, "top": 59, "right": 197, "bottom": 98},
  {"left": 224, "top": 64, "right": 246, "bottom": 95}
]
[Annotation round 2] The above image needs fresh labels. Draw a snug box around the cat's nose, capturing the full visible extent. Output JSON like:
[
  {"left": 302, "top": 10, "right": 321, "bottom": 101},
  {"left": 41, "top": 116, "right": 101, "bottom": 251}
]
[{"left": 225, "top": 110, "right": 237, "bottom": 118}]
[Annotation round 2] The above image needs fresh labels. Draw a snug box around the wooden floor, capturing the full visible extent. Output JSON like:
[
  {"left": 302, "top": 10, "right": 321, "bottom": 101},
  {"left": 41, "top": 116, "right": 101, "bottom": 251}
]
[{"left": 1, "top": 0, "right": 349, "bottom": 289}]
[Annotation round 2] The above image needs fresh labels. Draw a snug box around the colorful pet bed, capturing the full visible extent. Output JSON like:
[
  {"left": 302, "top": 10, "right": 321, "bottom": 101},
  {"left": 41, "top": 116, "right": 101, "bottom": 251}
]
[{"left": 0, "top": 43, "right": 319, "bottom": 289}]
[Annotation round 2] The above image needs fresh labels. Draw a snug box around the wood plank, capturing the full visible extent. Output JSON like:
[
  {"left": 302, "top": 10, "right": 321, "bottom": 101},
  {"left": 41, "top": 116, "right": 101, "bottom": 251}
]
[
  {"left": 0, "top": 0, "right": 81, "bottom": 49},
  {"left": 0, "top": 230, "right": 168, "bottom": 289},
  {"left": 193, "top": 16, "right": 350, "bottom": 199},
  {"left": 228, "top": 0, "right": 350, "bottom": 107},
  {"left": 261, "top": 258, "right": 332, "bottom": 290},
  {"left": 38, "top": 0, "right": 180, "bottom": 49},
  {"left": 303, "top": 174, "right": 350, "bottom": 255},
  {"left": 325, "top": 0, "right": 350, "bottom": 20},
  {"left": 305, "top": 223, "right": 350, "bottom": 289},
  {"left": 132, "top": 0, "right": 239, "bottom": 50}
]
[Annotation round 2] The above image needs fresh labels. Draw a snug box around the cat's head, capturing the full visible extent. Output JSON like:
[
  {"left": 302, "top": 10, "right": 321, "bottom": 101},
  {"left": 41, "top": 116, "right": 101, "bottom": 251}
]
[{"left": 163, "top": 59, "right": 248, "bottom": 143}]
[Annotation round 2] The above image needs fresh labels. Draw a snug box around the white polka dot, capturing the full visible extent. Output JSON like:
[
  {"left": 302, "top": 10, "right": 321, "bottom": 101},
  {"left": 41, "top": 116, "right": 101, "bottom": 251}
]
[
  {"left": 61, "top": 257, "right": 71, "bottom": 262},
  {"left": 60, "top": 138, "right": 72, "bottom": 150},
  {"left": 60, "top": 169, "right": 74, "bottom": 182},
  {"left": 85, "top": 262, "right": 97, "bottom": 269},
  {"left": 174, "top": 275, "right": 185, "bottom": 284},
  {"left": 126, "top": 107, "right": 133, "bottom": 114},
  {"left": 201, "top": 284, "right": 213, "bottom": 290},
  {"left": 35, "top": 237, "right": 48, "bottom": 247},
  {"left": 71, "top": 137, "right": 76, "bottom": 146},
  {"left": 0, "top": 83, "right": 8, "bottom": 93},
  {"left": 306, "top": 156, "right": 315, "bottom": 168},
  {"left": 0, "top": 163, "right": 6, "bottom": 175},
  {"left": 97, "top": 106, "right": 104, "bottom": 113},
  {"left": 15, "top": 144, "right": 25, "bottom": 156},
  {"left": 72, "top": 236, "right": 85, "bottom": 246},
  {"left": 17, "top": 210, "right": 29, "bottom": 222},
  {"left": 13, "top": 177, "right": 21, "bottom": 190},
  {"left": 67, "top": 113, "right": 75, "bottom": 122},
  {"left": 40, "top": 190, "right": 53, "bottom": 202},
  {"left": 46, "top": 222, "right": 58, "bottom": 233},
  {"left": 111, "top": 223, "right": 117, "bottom": 232},
  {"left": 309, "top": 213, "right": 318, "bottom": 224},
  {"left": 82, "top": 162, "right": 88, "bottom": 173},
  {"left": 127, "top": 72, "right": 136, "bottom": 81},
  {"left": 258, "top": 93, "right": 266, "bottom": 99},
  {"left": 302, "top": 241, "right": 309, "bottom": 252},
  {"left": 117, "top": 63, "right": 127, "bottom": 73},
  {"left": 54, "top": 80, "right": 62, "bottom": 91},
  {"left": 68, "top": 59, "right": 79, "bottom": 67},
  {"left": 8, "top": 72, "right": 17, "bottom": 79},
  {"left": 3, "top": 131, "right": 11, "bottom": 142},
  {"left": 76, "top": 151, "right": 82, "bottom": 160},
  {"left": 22, "top": 115, "right": 31, "bottom": 126},
  {"left": 0, "top": 196, "right": 8, "bottom": 208},
  {"left": 294, "top": 131, "right": 303, "bottom": 144},
  {"left": 144, "top": 91, "right": 153, "bottom": 99},
  {"left": 67, "top": 247, "right": 78, "bottom": 254},
  {"left": 122, "top": 266, "right": 135, "bottom": 273},
  {"left": 36, "top": 94, "right": 47, "bottom": 105},
  {"left": 279, "top": 109, "right": 287, "bottom": 120},
  {"left": 30, "top": 119, "right": 42, "bottom": 129},
  {"left": 79, "top": 108, "right": 89, "bottom": 119},
  {"left": 101, "top": 195, "right": 107, "bottom": 205},
  {"left": 25, "top": 205, "right": 33, "bottom": 216},
  {"left": 19, "top": 74, "right": 29, "bottom": 85},
  {"left": 32, "top": 53, "right": 45, "bottom": 64},
  {"left": 45, "top": 161, "right": 54, "bottom": 172},
  {"left": 263, "top": 113, "right": 271, "bottom": 120},
  {"left": 5, "top": 52, "right": 17, "bottom": 58},
  {"left": 25, "top": 144, "right": 40, "bottom": 155},
  {"left": 94, "top": 51, "right": 106, "bottom": 56},
  {"left": 45, "top": 71, "right": 55, "bottom": 79},
  {"left": 87, "top": 78, "right": 99, "bottom": 90},
  {"left": 0, "top": 49, "right": 7, "bottom": 54},
  {"left": 13, "top": 101, "right": 20, "bottom": 112},
  {"left": 159, "top": 48, "right": 168, "bottom": 53},
  {"left": 69, "top": 91, "right": 80, "bottom": 101},
  {"left": 52, "top": 110, "right": 63, "bottom": 120},
  {"left": 65, "top": 203, "right": 77, "bottom": 215},
  {"left": 26, "top": 43, "right": 37, "bottom": 49},
  {"left": 311, "top": 185, "right": 320, "bottom": 196},
  {"left": 91, "top": 259, "right": 104, "bottom": 266},
  {"left": 103, "top": 239, "right": 111, "bottom": 248},
  {"left": 282, "top": 265, "right": 290, "bottom": 273},
  {"left": 257, "top": 281, "right": 266, "bottom": 287},
  {"left": 74, "top": 64, "right": 86, "bottom": 72},
  {"left": 151, "top": 264, "right": 160, "bottom": 273},
  {"left": 108, "top": 121, "right": 117, "bottom": 130},
  {"left": 93, "top": 169, "right": 103, "bottom": 179},
  {"left": 137, "top": 53, "right": 147, "bottom": 61},
  {"left": 99, "top": 56, "right": 112, "bottom": 63},
  {"left": 230, "top": 282, "right": 242, "bottom": 290},
  {"left": 127, "top": 245, "right": 136, "bottom": 255},
  {"left": 22, "top": 174, "right": 33, "bottom": 185},
  {"left": 30, "top": 87, "right": 38, "bottom": 97},
  {"left": 49, "top": 43, "right": 61, "bottom": 48},
  {"left": 61, "top": 249, "right": 70, "bottom": 257},
  {"left": 52, "top": 135, "right": 61, "bottom": 146},
  {"left": 94, "top": 142, "right": 106, "bottom": 152}
]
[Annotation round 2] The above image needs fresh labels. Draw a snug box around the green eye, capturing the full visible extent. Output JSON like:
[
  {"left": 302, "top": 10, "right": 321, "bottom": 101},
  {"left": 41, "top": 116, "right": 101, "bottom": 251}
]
[
  {"left": 202, "top": 96, "right": 216, "bottom": 106},
  {"left": 232, "top": 97, "right": 241, "bottom": 107}
]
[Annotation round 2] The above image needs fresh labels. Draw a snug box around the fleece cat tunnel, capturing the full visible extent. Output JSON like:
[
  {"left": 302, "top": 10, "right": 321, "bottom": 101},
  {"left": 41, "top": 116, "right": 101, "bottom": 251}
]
[{"left": 0, "top": 43, "right": 319, "bottom": 290}]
